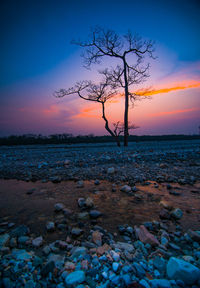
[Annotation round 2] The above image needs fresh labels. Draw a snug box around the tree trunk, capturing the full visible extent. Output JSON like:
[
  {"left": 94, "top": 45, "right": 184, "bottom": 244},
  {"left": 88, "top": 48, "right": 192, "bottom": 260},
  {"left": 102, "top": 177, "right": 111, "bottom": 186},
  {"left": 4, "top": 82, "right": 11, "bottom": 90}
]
[
  {"left": 123, "top": 59, "right": 129, "bottom": 146},
  {"left": 101, "top": 102, "right": 121, "bottom": 147}
]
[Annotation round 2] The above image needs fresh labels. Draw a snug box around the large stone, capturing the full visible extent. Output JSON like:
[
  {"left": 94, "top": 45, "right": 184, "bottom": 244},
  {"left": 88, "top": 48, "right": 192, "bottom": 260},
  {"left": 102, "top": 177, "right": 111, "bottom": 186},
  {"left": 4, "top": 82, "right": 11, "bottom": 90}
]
[
  {"left": 65, "top": 270, "right": 85, "bottom": 286},
  {"left": 167, "top": 257, "right": 200, "bottom": 285},
  {"left": 136, "top": 225, "right": 160, "bottom": 246}
]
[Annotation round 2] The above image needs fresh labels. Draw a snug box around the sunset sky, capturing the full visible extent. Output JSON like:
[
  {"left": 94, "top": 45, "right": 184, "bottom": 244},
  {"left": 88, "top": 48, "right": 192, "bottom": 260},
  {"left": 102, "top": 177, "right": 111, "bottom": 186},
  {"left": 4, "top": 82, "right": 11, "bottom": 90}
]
[{"left": 0, "top": 0, "right": 200, "bottom": 136}]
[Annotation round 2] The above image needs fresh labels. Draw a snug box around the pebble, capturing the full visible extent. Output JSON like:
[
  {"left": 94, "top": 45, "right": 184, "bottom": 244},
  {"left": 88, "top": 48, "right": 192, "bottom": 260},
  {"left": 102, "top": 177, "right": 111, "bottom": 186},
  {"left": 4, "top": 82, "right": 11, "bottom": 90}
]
[
  {"left": 112, "top": 262, "right": 120, "bottom": 272},
  {"left": 85, "top": 197, "right": 94, "bottom": 208},
  {"left": 65, "top": 270, "right": 85, "bottom": 285},
  {"left": 171, "top": 208, "right": 183, "bottom": 220},
  {"left": 89, "top": 210, "right": 102, "bottom": 219},
  {"left": 107, "top": 167, "right": 115, "bottom": 174},
  {"left": 46, "top": 221, "right": 55, "bottom": 232},
  {"left": 71, "top": 228, "right": 83, "bottom": 237},
  {"left": 78, "top": 198, "right": 86, "bottom": 208},
  {"left": 120, "top": 185, "right": 132, "bottom": 193},
  {"left": 77, "top": 180, "right": 84, "bottom": 188},
  {"left": 92, "top": 231, "right": 102, "bottom": 246},
  {"left": 0, "top": 234, "right": 10, "bottom": 248},
  {"left": 32, "top": 236, "right": 43, "bottom": 247},
  {"left": 54, "top": 203, "right": 65, "bottom": 212}
]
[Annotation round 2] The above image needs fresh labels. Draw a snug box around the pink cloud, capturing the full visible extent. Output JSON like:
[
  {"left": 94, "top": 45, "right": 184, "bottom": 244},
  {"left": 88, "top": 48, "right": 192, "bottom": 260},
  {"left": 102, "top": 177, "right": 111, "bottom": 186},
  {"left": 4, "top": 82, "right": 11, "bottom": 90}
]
[{"left": 149, "top": 107, "right": 200, "bottom": 117}]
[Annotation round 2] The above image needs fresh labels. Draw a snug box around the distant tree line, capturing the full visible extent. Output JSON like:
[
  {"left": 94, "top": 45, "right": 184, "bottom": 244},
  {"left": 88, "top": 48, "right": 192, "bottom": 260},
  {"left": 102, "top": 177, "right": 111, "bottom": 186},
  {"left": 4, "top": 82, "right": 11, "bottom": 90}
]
[{"left": 0, "top": 134, "right": 199, "bottom": 146}]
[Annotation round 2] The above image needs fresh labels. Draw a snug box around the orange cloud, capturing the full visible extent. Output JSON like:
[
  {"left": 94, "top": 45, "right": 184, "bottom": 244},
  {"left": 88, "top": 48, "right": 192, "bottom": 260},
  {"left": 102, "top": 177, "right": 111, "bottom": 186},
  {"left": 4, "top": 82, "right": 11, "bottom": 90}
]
[
  {"left": 73, "top": 105, "right": 100, "bottom": 119},
  {"left": 67, "top": 80, "right": 200, "bottom": 120},
  {"left": 43, "top": 105, "right": 60, "bottom": 116},
  {"left": 135, "top": 81, "right": 200, "bottom": 97},
  {"left": 149, "top": 107, "right": 200, "bottom": 117}
]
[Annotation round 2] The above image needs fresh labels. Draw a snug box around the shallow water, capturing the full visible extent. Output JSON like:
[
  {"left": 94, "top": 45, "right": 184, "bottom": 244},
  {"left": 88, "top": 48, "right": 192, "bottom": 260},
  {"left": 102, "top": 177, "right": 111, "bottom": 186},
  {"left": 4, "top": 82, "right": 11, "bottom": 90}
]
[{"left": 0, "top": 179, "right": 199, "bottom": 242}]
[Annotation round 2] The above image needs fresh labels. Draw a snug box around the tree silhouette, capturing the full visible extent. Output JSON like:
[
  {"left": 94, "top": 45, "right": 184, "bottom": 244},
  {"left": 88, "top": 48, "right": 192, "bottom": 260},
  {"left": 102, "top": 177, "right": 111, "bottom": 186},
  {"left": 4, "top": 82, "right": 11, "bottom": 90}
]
[
  {"left": 55, "top": 79, "right": 123, "bottom": 146},
  {"left": 72, "top": 27, "right": 155, "bottom": 146}
]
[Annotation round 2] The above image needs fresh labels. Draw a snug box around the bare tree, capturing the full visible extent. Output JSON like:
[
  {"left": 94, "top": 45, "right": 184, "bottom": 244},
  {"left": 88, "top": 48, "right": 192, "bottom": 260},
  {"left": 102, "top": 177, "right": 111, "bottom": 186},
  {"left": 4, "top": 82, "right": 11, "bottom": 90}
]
[
  {"left": 54, "top": 79, "right": 123, "bottom": 146},
  {"left": 72, "top": 27, "right": 155, "bottom": 146}
]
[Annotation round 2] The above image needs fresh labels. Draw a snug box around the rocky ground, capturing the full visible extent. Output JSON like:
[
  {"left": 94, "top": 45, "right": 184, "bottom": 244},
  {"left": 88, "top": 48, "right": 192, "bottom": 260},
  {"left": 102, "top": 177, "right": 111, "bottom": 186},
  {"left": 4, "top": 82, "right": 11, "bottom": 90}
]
[
  {"left": 0, "top": 140, "right": 200, "bottom": 287},
  {"left": 0, "top": 140, "right": 200, "bottom": 184}
]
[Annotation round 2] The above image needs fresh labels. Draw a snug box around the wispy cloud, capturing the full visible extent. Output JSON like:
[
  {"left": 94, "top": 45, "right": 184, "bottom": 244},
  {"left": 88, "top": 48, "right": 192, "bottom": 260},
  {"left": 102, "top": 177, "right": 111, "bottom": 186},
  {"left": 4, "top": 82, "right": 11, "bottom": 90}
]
[
  {"left": 43, "top": 105, "right": 60, "bottom": 116},
  {"left": 135, "top": 81, "right": 200, "bottom": 97},
  {"left": 149, "top": 107, "right": 200, "bottom": 117},
  {"left": 72, "top": 106, "right": 100, "bottom": 119}
]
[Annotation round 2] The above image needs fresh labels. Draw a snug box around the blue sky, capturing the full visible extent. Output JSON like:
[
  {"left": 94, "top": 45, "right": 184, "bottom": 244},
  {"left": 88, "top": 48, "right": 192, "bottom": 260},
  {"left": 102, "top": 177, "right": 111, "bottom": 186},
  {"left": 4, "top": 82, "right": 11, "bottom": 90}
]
[{"left": 0, "top": 0, "right": 200, "bottom": 136}]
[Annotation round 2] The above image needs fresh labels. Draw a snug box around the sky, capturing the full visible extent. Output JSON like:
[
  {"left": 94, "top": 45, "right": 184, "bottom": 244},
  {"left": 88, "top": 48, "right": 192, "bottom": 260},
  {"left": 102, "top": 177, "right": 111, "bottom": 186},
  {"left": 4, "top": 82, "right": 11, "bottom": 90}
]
[{"left": 0, "top": 0, "right": 200, "bottom": 136}]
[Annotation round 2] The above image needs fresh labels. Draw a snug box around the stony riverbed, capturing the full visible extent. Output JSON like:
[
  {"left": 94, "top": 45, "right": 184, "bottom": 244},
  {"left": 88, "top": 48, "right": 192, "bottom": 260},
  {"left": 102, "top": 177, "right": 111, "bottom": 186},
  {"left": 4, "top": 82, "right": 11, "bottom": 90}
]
[{"left": 0, "top": 140, "right": 200, "bottom": 287}]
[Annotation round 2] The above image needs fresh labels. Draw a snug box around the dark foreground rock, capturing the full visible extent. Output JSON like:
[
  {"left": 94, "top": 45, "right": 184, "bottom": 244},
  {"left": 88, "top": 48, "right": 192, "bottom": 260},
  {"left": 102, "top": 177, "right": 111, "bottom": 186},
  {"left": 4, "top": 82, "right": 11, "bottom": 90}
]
[{"left": 0, "top": 219, "right": 200, "bottom": 288}]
